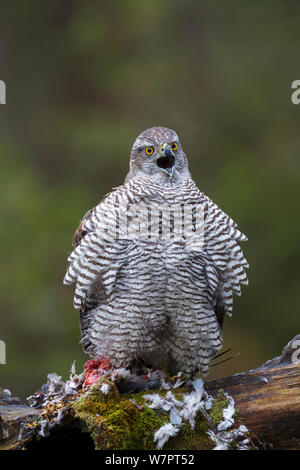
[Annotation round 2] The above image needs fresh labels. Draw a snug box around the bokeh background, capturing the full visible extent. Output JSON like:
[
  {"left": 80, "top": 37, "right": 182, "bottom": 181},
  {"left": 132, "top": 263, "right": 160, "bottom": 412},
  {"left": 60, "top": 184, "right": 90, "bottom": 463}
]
[{"left": 0, "top": 0, "right": 299, "bottom": 399}]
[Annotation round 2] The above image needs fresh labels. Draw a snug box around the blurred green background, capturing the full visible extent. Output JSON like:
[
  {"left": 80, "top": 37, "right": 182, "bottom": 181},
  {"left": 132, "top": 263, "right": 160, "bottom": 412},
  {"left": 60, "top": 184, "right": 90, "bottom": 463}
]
[{"left": 0, "top": 0, "right": 299, "bottom": 399}]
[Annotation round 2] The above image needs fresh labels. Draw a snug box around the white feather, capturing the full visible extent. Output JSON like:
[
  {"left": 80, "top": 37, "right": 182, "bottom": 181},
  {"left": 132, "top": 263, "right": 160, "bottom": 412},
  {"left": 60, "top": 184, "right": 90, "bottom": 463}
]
[{"left": 153, "top": 423, "right": 180, "bottom": 450}]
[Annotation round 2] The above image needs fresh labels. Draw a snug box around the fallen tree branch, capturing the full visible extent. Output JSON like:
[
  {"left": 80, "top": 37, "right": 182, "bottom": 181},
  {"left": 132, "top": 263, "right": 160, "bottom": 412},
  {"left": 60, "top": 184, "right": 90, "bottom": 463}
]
[
  {"left": 206, "top": 335, "right": 300, "bottom": 449},
  {"left": 1, "top": 335, "right": 299, "bottom": 450}
]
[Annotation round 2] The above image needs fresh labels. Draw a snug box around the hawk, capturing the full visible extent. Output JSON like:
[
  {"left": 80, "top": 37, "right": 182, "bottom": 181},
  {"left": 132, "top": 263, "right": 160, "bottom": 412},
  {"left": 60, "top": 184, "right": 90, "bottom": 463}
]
[{"left": 64, "top": 127, "right": 248, "bottom": 375}]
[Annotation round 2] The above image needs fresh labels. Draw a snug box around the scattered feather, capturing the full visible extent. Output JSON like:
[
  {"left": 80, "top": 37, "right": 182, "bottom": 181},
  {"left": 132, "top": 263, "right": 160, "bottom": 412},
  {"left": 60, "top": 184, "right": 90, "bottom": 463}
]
[
  {"left": 165, "top": 391, "right": 184, "bottom": 408},
  {"left": 193, "top": 378, "right": 204, "bottom": 393},
  {"left": 143, "top": 393, "right": 165, "bottom": 409},
  {"left": 205, "top": 396, "right": 213, "bottom": 410},
  {"left": 129, "top": 398, "right": 144, "bottom": 410},
  {"left": 170, "top": 407, "right": 182, "bottom": 425},
  {"left": 100, "top": 383, "right": 110, "bottom": 395},
  {"left": 153, "top": 423, "right": 180, "bottom": 450},
  {"left": 180, "top": 390, "right": 203, "bottom": 429},
  {"left": 208, "top": 424, "right": 249, "bottom": 450},
  {"left": 39, "top": 420, "right": 50, "bottom": 438},
  {"left": 217, "top": 394, "right": 235, "bottom": 431}
]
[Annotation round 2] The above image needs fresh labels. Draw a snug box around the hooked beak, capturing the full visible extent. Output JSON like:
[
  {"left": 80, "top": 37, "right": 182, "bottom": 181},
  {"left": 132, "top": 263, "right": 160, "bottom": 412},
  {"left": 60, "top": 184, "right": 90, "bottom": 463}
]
[{"left": 156, "top": 143, "right": 175, "bottom": 177}]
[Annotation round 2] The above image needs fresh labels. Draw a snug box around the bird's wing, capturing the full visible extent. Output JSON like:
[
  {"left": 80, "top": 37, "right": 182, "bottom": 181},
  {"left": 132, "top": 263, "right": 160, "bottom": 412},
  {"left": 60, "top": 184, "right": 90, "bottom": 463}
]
[
  {"left": 64, "top": 186, "right": 128, "bottom": 312},
  {"left": 72, "top": 208, "right": 95, "bottom": 247},
  {"left": 202, "top": 195, "right": 249, "bottom": 321}
]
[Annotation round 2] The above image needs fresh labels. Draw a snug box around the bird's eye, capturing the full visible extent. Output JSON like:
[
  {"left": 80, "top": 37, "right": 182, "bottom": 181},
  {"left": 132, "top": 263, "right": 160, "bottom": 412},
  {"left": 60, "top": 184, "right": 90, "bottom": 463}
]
[
  {"left": 171, "top": 142, "right": 178, "bottom": 151},
  {"left": 145, "top": 146, "right": 154, "bottom": 156}
]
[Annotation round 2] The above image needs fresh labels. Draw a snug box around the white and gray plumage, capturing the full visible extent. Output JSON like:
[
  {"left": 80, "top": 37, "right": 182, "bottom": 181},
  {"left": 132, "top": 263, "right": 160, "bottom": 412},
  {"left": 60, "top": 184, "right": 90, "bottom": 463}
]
[{"left": 64, "top": 127, "right": 248, "bottom": 375}]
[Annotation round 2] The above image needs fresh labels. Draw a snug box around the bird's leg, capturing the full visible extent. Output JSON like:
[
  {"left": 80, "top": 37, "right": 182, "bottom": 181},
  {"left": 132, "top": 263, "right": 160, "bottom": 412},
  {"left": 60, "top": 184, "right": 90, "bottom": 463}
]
[{"left": 129, "top": 355, "right": 151, "bottom": 376}]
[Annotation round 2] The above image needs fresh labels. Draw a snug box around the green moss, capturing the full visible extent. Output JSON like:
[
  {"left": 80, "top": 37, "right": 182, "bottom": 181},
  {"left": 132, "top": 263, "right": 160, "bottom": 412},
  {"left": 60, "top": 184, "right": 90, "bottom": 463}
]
[
  {"left": 208, "top": 389, "right": 229, "bottom": 426},
  {"left": 73, "top": 382, "right": 231, "bottom": 450},
  {"left": 131, "top": 407, "right": 169, "bottom": 450},
  {"left": 165, "top": 419, "right": 214, "bottom": 450},
  {"left": 73, "top": 379, "right": 170, "bottom": 450},
  {"left": 74, "top": 379, "right": 134, "bottom": 449}
]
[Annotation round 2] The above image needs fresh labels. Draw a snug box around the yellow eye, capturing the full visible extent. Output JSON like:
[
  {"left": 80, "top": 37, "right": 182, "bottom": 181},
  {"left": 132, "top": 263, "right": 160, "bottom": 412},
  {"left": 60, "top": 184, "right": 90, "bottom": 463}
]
[
  {"left": 171, "top": 142, "right": 178, "bottom": 151},
  {"left": 145, "top": 146, "right": 154, "bottom": 156}
]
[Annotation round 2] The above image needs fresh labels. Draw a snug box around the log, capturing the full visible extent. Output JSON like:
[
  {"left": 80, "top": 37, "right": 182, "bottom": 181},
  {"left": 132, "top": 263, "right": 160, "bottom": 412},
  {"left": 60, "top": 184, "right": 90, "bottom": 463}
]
[
  {"left": 1, "top": 335, "right": 300, "bottom": 450},
  {"left": 206, "top": 335, "right": 300, "bottom": 449},
  {"left": 0, "top": 388, "right": 39, "bottom": 450}
]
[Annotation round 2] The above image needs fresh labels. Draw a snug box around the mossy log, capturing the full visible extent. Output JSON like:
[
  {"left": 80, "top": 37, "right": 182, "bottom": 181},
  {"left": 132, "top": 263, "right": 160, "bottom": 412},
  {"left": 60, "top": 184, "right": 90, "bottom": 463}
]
[{"left": 1, "top": 335, "right": 300, "bottom": 450}]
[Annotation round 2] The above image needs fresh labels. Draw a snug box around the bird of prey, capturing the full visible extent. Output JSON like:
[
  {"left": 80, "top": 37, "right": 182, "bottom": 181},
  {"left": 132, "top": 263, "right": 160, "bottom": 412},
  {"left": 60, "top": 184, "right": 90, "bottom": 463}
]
[{"left": 64, "top": 127, "right": 248, "bottom": 375}]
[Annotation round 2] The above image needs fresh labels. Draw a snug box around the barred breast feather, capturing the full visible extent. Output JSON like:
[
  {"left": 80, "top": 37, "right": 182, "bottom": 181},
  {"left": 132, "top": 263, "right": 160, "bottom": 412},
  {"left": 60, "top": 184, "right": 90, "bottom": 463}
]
[{"left": 64, "top": 175, "right": 248, "bottom": 375}]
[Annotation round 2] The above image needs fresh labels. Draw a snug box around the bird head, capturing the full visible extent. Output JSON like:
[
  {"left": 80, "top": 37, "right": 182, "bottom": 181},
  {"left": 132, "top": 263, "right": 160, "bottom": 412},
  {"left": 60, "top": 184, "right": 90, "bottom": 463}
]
[{"left": 129, "top": 126, "right": 190, "bottom": 183}]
